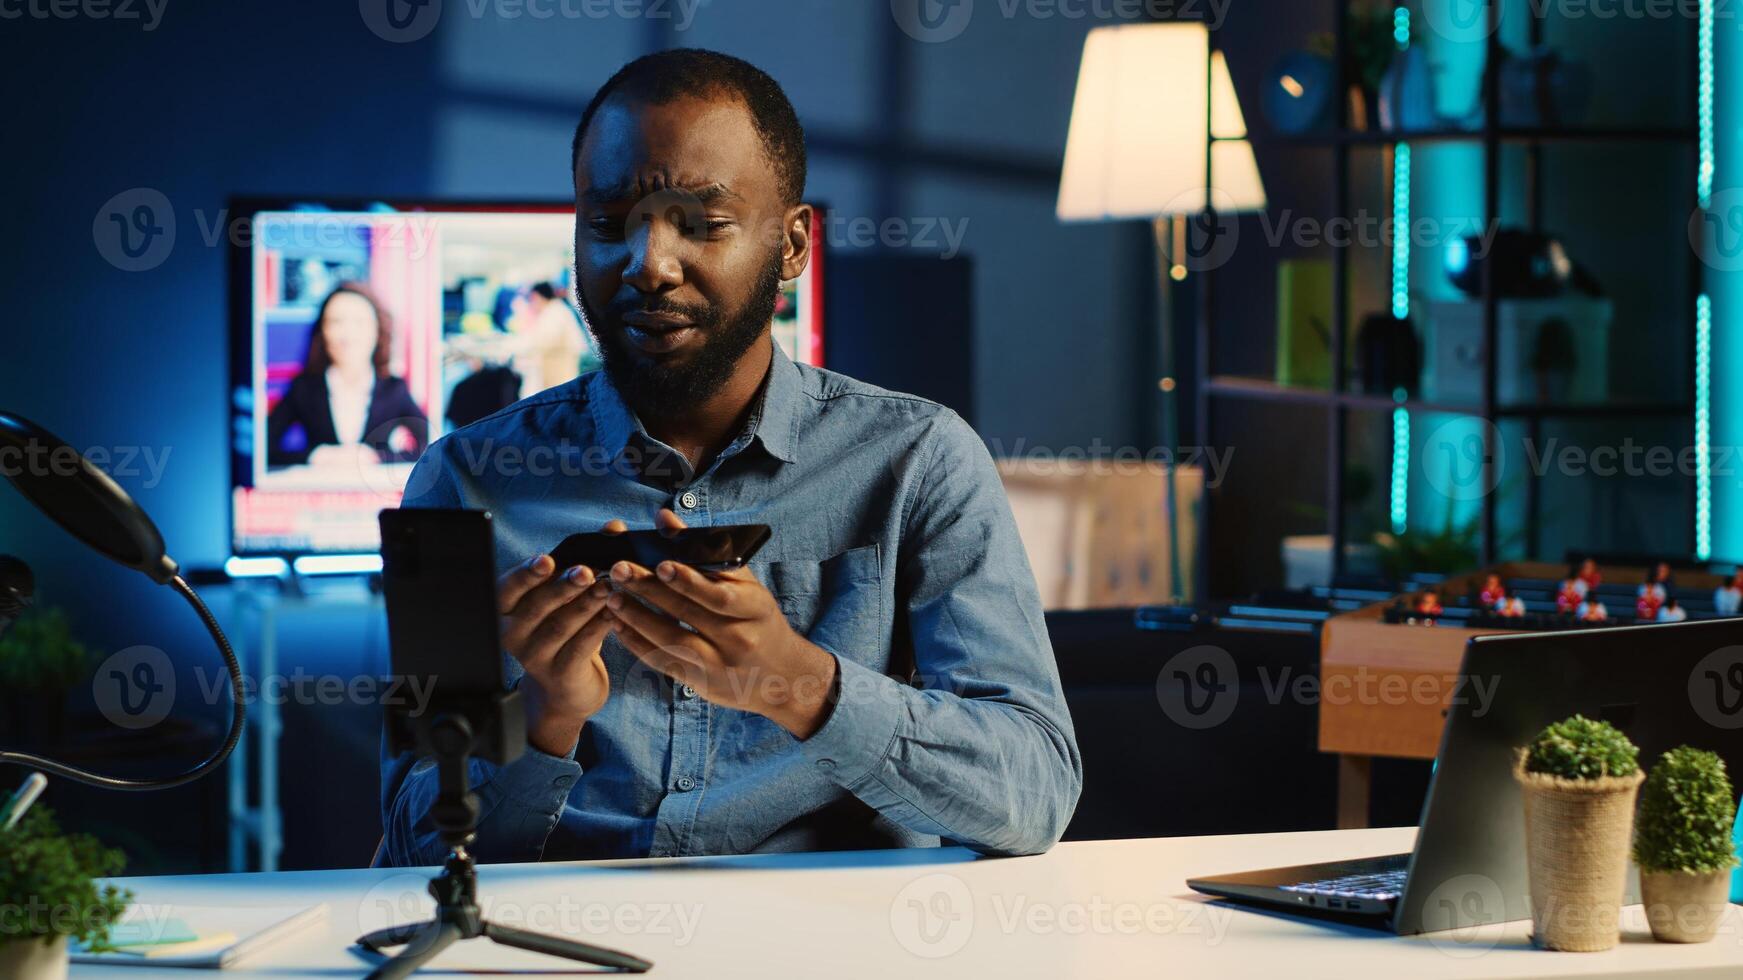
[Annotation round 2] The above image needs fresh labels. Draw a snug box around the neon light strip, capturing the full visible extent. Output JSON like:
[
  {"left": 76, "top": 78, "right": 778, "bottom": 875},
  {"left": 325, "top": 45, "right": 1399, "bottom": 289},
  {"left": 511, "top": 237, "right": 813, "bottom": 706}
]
[
  {"left": 1392, "top": 144, "right": 1411, "bottom": 319},
  {"left": 1389, "top": 131, "right": 1412, "bottom": 532},
  {"left": 1697, "top": 293, "right": 1713, "bottom": 560},
  {"left": 1696, "top": 0, "right": 1713, "bottom": 559},
  {"left": 1699, "top": 0, "right": 1714, "bottom": 208},
  {"left": 292, "top": 554, "right": 384, "bottom": 576},
  {"left": 225, "top": 556, "right": 290, "bottom": 578},
  {"left": 1392, "top": 402, "right": 1411, "bottom": 534}
]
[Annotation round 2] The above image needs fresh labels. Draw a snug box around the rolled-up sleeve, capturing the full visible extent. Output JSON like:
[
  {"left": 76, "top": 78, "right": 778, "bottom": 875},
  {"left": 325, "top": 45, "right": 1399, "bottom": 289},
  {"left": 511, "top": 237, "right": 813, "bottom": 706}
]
[
  {"left": 381, "top": 743, "right": 582, "bottom": 867},
  {"left": 799, "top": 412, "right": 1083, "bottom": 856}
]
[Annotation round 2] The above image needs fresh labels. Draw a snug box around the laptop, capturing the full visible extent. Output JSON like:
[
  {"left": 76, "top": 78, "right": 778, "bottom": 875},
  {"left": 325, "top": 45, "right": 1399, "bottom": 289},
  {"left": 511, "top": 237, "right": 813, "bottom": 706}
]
[{"left": 1187, "top": 618, "right": 1743, "bottom": 934}]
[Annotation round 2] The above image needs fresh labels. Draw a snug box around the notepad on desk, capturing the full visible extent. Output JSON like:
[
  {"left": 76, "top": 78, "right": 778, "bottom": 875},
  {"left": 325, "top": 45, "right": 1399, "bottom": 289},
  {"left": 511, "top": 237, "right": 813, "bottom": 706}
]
[{"left": 71, "top": 903, "right": 327, "bottom": 968}]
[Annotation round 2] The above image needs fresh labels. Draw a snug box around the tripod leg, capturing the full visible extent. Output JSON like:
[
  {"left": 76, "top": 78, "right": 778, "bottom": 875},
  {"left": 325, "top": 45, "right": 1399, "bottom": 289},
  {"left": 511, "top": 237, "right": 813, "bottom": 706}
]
[
  {"left": 365, "top": 920, "right": 463, "bottom": 980},
  {"left": 355, "top": 921, "right": 431, "bottom": 954},
  {"left": 485, "top": 920, "right": 653, "bottom": 973}
]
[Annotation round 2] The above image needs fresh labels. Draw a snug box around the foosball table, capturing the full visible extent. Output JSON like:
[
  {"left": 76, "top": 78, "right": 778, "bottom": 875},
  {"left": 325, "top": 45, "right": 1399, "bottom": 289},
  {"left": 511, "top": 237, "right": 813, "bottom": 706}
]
[{"left": 1320, "top": 560, "right": 1737, "bottom": 827}]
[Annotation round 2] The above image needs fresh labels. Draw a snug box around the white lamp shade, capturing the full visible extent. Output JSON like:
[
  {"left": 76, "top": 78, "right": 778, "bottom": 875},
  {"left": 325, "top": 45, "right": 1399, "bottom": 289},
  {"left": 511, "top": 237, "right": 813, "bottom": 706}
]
[
  {"left": 1057, "top": 23, "right": 1266, "bottom": 222},
  {"left": 1210, "top": 51, "right": 1247, "bottom": 139}
]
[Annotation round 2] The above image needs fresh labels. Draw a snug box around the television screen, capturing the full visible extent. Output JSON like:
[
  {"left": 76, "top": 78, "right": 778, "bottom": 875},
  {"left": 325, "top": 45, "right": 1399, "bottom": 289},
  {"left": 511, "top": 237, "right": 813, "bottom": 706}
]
[{"left": 228, "top": 199, "right": 825, "bottom": 557}]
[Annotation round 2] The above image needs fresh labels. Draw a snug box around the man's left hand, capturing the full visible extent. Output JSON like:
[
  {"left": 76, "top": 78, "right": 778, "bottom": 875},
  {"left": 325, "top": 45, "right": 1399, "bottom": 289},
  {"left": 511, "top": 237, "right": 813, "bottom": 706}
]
[{"left": 604, "top": 509, "right": 839, "bottom": 739}]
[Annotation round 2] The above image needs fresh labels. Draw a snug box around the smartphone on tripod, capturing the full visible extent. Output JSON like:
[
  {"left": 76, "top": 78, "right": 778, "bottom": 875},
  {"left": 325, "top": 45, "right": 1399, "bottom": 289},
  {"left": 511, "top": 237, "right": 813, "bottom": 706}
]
[
  {"left": 378, "top": 507, "right": 521, "bottom": 764},
  {"left": 369, "top": 507, "right": 652, "bottom": 976}
]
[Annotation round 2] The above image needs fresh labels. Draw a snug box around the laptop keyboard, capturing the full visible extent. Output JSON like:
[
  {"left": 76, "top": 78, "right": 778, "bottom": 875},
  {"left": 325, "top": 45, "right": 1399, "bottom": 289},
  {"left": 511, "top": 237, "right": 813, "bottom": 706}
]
[{"left": 1279, "top": 867, "right": 1408, "bottom": 902}]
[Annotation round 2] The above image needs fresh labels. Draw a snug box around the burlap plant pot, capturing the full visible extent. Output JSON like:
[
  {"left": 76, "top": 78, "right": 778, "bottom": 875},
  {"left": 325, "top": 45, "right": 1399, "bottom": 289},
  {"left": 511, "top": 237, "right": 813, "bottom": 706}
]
[
  {"left": 1515, "top": 759, "right": 1646, "bottom": 952},
  {"left": 1640, "top": 869, "right": 1733, "bottom": 943}
]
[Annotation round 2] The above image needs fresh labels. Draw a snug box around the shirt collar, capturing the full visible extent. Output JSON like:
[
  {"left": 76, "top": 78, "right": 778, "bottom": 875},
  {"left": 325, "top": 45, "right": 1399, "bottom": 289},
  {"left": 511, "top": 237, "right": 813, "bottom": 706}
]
[
  {"left": 752, "top": 341, "right": 801, "bottom": 464},
  {"left": 586, "top": 340, "right": 802, "bottom": 468}
]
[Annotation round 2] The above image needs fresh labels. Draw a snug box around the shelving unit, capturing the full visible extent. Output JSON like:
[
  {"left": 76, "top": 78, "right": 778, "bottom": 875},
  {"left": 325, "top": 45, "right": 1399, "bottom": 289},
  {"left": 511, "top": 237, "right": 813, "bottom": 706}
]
[{"left": 1194, "top": 1, "right": 1704, "bottom": 593}]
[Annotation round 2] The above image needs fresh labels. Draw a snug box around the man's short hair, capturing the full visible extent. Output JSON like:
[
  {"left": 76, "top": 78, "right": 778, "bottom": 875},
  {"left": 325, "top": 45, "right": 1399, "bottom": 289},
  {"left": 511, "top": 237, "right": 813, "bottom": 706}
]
[{"left": 571, "top": 48, "right": 807, "bottom": 206}]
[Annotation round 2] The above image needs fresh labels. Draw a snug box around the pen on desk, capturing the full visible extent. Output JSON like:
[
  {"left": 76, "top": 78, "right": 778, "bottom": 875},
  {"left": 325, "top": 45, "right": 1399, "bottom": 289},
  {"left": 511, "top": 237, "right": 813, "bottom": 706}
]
[{"left": 1, "top": 772, "right": 48, "bottom": 831}]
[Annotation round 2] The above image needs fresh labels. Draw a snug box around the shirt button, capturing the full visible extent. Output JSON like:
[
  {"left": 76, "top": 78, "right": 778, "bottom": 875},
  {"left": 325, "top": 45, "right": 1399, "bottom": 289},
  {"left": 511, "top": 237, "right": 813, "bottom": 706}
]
[
  {"left": 816, "top": 759, "right": 836, "bottom": 771},
  {"left": 678, "top": 490, "right": 699, "bottom": 510},
  {"left": 674, "top": 775, "right": 697, "bottom": 792},
  {"left": 679, "top": 683, "right": 698, "bottom": 700}
]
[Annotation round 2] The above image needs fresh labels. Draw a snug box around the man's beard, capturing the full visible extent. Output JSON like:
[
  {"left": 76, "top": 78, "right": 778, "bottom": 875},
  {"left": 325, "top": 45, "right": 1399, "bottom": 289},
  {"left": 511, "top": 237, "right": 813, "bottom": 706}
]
[{"left": 580, "top": 252, "right": 784, "bottom": 417}]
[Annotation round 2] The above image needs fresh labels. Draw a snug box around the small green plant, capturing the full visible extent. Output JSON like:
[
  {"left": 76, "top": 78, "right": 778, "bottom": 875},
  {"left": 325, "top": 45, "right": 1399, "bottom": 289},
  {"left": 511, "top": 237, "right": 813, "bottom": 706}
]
[
  {"left": 0, "top": 608, "right": 91, "bottom": 693},
  {"left": 1524, "top": 715, "right": 1640, "bottom": 780},
  {"left": 1309, "top": 1, "right": 1400, "bottom": 98},
  {"left": 1634, "top": 747, "right": 1741, "bottom": 874},
  {"left": 0, "top": 804, "right": 130, "bottom": 951}
]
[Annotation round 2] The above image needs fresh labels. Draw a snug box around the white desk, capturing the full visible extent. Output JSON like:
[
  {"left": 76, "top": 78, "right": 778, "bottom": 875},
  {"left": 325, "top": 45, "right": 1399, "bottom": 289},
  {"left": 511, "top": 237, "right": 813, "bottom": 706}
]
[{"left": 74, "top": 827, "right": 1743, "bottom": 979}]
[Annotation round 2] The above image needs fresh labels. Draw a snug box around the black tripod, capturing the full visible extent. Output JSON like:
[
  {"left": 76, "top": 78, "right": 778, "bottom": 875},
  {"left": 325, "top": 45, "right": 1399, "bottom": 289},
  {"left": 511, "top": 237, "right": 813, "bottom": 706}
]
[{"left": 355, "top": 712, "right": 653, "bottom": 978}]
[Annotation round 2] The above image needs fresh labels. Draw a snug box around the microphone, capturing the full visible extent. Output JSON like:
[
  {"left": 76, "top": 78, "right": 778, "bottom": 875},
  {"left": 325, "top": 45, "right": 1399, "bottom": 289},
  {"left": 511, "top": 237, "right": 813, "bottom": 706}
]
[
  {"left": 0, "top": 411, "right": 242, "bottom": 792},
  {"left": 0, "top": 554, "right": 31, "bottom": 641}
]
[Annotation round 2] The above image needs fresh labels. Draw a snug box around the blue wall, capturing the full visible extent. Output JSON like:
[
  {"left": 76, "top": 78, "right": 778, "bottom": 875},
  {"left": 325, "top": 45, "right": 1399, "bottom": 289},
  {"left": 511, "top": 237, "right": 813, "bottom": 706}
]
[
  {"left": 0, "top": 2, "right": 1146, "bottom": 628},
  {"left": 1714, "top": 1, "right": 1743, "bottom": 562},
  {"left": 0, "top": 1, "right": 1149, "bottom": 868}
]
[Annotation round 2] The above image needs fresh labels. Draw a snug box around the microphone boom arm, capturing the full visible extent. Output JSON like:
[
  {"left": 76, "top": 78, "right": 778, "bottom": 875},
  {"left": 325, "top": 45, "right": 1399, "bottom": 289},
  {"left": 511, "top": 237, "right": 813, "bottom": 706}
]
[{"left": 0, "top": 574, "right": 245, "bottom": 790}]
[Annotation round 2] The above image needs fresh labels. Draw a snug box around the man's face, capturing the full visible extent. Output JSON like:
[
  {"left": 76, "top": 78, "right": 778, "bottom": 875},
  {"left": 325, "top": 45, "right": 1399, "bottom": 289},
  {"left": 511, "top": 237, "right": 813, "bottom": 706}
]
[{"left": 573, "top": 92, "right": 805, "bottom": 413}]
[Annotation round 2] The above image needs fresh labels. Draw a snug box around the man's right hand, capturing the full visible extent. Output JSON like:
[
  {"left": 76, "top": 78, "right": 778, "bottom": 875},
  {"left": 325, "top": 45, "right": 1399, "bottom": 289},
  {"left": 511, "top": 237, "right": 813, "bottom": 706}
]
[{"left": 498, "top": 520, "right": 624, "bottom": 757}]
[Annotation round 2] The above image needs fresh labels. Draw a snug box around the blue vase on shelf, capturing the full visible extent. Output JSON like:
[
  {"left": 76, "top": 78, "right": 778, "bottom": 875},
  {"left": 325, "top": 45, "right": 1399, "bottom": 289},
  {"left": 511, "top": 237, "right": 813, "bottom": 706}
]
[
  {"left": 1498, "top": 48, "right": 1593, "bottom": 127},
  {"left": 1265, "top": 51, "right": 1337, "bottom": 135},
  {"left": 1378, "top": 46, "right": 1444, "bottom": 133}
]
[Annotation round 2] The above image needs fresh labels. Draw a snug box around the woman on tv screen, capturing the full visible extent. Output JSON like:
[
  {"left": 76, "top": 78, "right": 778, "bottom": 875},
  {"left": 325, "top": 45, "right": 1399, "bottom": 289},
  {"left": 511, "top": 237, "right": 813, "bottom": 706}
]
[{"left": 266, "top": 283, "right": 428, "bottom": 470}]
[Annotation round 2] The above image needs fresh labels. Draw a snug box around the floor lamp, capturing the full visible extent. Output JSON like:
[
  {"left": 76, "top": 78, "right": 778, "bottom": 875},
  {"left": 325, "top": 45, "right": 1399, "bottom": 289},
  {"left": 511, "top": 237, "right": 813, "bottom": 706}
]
[{"left": 1057, "top": 22, "right": 1266, "bottom": 603}]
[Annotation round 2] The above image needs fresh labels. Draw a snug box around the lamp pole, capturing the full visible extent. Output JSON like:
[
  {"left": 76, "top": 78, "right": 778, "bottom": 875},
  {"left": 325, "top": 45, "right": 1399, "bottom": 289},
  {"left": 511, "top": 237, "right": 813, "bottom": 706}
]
[{"left": 1154, "top": 215, "right": 1185, "bottom": 605}]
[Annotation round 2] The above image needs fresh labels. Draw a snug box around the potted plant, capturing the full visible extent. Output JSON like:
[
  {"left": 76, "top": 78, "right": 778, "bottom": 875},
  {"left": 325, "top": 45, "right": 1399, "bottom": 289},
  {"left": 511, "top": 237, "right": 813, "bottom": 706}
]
[
  {"left": 1306, "top": 1, "right": 1399, "bottom": 130},
  {"left": 0, "top": 803, "right": 131, "bottom": 979},
  {"left": 1634, "top": 747, "right": 1740, "bottom": 943},
  {"left": 0, "top": 608, "right": 91, "bottom": 746},
  {"left": 1515, "top": 715, "right": 1643, "bottom": 951}
]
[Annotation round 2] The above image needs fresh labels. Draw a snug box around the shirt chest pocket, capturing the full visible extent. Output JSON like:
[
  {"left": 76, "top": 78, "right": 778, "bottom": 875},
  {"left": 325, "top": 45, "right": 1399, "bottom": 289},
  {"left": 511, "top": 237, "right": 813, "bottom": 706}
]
[{"left": 759, "top": 545, "right": 884, "bottom": 664}]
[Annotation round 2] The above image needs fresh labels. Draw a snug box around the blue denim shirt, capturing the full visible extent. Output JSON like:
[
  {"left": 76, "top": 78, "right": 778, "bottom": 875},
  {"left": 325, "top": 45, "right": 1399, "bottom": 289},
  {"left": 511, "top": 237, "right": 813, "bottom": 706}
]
[{"left": 380, "top": 345, "right": 1081, "bottom": 864}]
